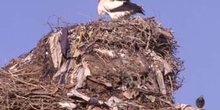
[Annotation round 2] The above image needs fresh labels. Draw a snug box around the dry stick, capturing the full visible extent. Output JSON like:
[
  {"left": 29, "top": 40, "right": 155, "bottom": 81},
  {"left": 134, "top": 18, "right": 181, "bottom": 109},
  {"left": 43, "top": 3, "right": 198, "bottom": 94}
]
[
  {"left": 25, "top": 91, "right": 68, "bottom": 101},
  {"left": 168, "top": 75, "right": 174, "bottom": 95},
  {"left": 135, "top": 87, "right": 162, "bottom": 96},
  {"left": 14, "top": 94, "right": 29, "bottom": 100},
  {"left": 8, "top": 73, "right": 38, "bottom": 87},
  {"left": 7, "top": 71, "right": 49, "bottom": 92},
  {"left": 157, "top": 97, "right": 173, "bottom": 107},
  {"left": 95, "top": 52, "right": 107, "bottom": 66},
  {"left": 126, "top": 36, "right": 146, "bottom": 44},
  {"left": 146, "top": 30, "right": 152, "bottom": 50},
  {"left": 50, "top": 86, "right": 59, "bottom": 94},
  {"left": 46, "top": 15, "right": 71, "bottom": 31},
  {"left": 6, "top": 91, "right": 10, "bottom": 110},
  {"left": 57, "top": 17, "right": 72, "bottom": 27},
  {"left": 121, "top": 101, "right": 144, "bottom": 110},
  {"left": 8, "top": 68, "right": 24, "bottom": 75},
  {"left": 0, "top": 69, "right": 36, "bottom": 87},
  {"left": 0, "top": 83, "right": 13, "bottom": 109},
  {"left": 15, "top": 72, "right": 41, "bottom": 76},
  {"left": 28, "top": 95, "right": 56, "bottom": 100},
  {"left": 46, "top": 15, "right": 57, "bottom": 32},
  {"left": 29, "top": 103, "right": 39, "bottom": 110},
  {"left": 47, "top": 21, "right": 54, "bottom": 32},
  {"left": 0, "top": 68, "right": 12, "bottom": 75}
]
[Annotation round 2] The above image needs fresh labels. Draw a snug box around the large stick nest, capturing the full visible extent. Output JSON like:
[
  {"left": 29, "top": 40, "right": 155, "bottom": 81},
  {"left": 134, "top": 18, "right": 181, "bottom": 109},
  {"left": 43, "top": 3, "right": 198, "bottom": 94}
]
[{"left": 1, "top": 17, "right": 184, "bottom": 110}]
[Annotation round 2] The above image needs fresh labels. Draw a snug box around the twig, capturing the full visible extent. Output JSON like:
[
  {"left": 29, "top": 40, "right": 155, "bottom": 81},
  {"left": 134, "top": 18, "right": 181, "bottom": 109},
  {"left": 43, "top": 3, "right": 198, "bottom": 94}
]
[
  {"left": 146, "top": 31, "right": 152, "bottom": 50},
  {"left": 7, "top": 73, "right": 38, "bottom": 87},
  {"left": 169, "top": 75, "right": 173, "bottom": 95},
  {"left": 14, "top": 94, "right": 29, "bottom": 100},
  {"left": 46, "top": 15, "right": 56, "bottom": 32},
  {"left": 157, "top": 97, "right": 173, "bottom": 107},
  {"left": 57, "top": 17, "right": 72, "bottom": 27}
]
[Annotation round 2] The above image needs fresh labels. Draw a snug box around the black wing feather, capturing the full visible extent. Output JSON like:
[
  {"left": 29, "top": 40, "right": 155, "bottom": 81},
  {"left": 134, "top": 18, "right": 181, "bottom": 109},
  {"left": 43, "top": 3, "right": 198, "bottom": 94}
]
[{"left": 109, "top": 2, "right": 144, "bottom": 15}]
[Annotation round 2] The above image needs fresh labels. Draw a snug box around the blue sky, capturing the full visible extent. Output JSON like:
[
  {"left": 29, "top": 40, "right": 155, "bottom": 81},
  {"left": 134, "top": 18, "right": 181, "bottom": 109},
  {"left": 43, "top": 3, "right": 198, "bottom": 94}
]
[{"left": 0, "top": 0, "right": 219, "bottom": 109}]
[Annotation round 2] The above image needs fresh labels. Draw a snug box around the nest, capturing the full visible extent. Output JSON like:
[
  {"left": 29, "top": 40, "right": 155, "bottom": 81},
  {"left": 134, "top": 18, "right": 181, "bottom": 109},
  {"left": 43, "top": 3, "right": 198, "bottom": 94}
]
[{"left": 1, "top": 17, "right": 184, "bottom": 110}]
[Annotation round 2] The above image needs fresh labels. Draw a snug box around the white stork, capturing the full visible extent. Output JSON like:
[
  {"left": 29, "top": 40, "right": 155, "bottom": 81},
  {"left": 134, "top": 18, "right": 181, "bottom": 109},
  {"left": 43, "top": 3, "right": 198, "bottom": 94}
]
[{"left": 97, "top": 0, "right": 145, "bottom": 19}]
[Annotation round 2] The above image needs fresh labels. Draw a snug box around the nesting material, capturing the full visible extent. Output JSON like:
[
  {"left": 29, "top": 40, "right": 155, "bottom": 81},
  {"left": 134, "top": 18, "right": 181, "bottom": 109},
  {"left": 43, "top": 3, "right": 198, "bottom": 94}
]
[{"left": 1, "top": 17, "right": 184, "bottom": 110}]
